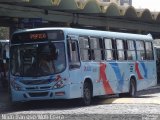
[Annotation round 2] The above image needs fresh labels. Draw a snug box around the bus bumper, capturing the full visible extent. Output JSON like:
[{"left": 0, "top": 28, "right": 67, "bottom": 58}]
[{"left": 10, "top": 85, "right": 71, "bottom": 102}]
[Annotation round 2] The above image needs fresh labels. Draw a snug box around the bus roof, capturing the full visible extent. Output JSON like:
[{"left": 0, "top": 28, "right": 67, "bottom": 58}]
[{"left": 13, "top": 27, "right": 153, "bottom": 41}]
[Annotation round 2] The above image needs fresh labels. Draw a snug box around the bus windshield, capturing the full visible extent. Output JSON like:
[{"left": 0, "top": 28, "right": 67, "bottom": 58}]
[{"left": 10, "top": 42, "right": 66, "bottom": 77}]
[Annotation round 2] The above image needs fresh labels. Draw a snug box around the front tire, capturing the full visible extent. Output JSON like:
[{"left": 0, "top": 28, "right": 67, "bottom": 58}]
[{"left": 82, "top": 82, "right": 92, "bottom": 106}]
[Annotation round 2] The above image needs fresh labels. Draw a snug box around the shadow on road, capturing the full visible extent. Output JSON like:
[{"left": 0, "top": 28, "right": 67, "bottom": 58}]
[
  {"left": 137, "top": 85, "right": 160, "bottom": 96},
  {"left": 135, "top": 95, "right": 157, "bottom": 98},
  {"left": 1, "top": 98, "right": 89, "bottom": 114},
  {"left": 1, "top": 85, "right": 160, "bottom": 114}
]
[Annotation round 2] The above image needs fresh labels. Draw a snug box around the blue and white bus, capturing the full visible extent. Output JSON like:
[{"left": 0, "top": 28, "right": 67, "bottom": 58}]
[{"left": 9, "top": 28, "right": 157, "bottom": 105}]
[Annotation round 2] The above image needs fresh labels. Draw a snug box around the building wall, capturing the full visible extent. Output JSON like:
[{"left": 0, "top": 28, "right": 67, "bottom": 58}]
[
  {"left": 120, "top": 0, "right": 132, "bottom": 6},
  {"left": 98, "top": 0, "right": 119, "bottom": 4},
  {"left": 98, "top": 0, "right": 132, "bottom": 6}
]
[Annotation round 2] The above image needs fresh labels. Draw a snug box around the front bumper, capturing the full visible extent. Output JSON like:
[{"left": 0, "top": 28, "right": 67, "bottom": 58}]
[{"left": 11, "top": 85, "right": 70, "bottom": 102}]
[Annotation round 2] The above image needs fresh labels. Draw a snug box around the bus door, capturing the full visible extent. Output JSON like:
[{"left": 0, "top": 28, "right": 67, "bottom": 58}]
[{"left": 67, "top": 35, "right": 81, "bottom": 98}]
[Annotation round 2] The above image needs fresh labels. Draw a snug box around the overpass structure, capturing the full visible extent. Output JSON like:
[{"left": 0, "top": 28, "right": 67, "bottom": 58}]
[{"left": 0, "top": 0, "right": 160, "bottom": 38}]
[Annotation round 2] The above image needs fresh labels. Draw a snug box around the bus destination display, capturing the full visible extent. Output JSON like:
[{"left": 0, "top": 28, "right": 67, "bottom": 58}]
[{"left": 11, "top": 30, "right": 64, "bottom": 44}]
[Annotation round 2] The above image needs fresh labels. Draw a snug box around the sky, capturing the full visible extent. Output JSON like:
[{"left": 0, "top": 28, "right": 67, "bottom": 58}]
[{"left": 132, "top": 0, "right": 160, "bottom": 12}]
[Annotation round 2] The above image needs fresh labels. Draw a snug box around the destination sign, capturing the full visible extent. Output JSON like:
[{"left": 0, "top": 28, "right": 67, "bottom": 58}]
[
  {"left": 11, "top": 30, "right": 64, "bottom": 44},
  {"left": 30, "top": 33, "right": 47, "bottom": 40}
]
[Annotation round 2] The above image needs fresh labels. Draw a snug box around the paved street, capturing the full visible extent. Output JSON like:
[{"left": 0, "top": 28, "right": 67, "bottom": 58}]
[{"left": 0, "top": 85, "right": 160, "bottom": 120}]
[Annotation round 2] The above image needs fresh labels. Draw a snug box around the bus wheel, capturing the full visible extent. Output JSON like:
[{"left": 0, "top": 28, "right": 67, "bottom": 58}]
[
  {"left": 119, "top": 79, "right": 136, "bottom": 98},
  {"left": 128, "top": 79, "right": 136, "bottom": 97},
  {"left": 82, "top": 81, "right": 92, "bottom": 106}
]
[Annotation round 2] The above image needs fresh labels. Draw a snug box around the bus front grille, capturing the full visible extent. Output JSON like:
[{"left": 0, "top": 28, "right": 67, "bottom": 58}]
[
  {"left": 20, "top": 79, "right": 54, "bottom": 85},
  {"left": 28, "top": 92, "right": 48, "bottom": 97},
  {"left": 26, "top": 86, "right": 51, "bottom": 90}
]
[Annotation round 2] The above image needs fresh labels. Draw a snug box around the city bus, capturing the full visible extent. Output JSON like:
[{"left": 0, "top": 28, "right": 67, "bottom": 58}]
[{"left": 9, "top": 28, "right": 157, "bottom": 105}]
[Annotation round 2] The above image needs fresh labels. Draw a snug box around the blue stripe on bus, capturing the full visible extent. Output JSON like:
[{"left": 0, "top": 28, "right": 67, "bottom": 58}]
[
  {"left": 140, "top": 62, "right": 148, "bottom": 79},
  {"left": 109, "top": 63, "right": 124, "bottom": 91}
]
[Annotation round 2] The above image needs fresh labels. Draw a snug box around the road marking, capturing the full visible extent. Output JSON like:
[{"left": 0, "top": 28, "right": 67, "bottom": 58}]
[{"left": 98, "top": 98, "right": 160, "bottom": 104}]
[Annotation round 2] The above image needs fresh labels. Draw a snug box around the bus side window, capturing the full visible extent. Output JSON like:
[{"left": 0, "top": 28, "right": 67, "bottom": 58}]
[
  {"left": 89, "top": 37, "right": 102, "bottom": 61},
  {"left": 68, "top": 40, "right": 80, "bottom": 69},
  {"left": 104, "top": 38, "right": 114, "bottom": 60},
  {"left": 127, "top": 40, "right": 136, "bottom": 60},
  {"left": 136, "top": 41, "right": 145, "bottom": 60},
  {"left": 79, "top": 36, "right": 90, "bottom": 61},
  {"left": 116, "top": 39, "right": 125, "bottom": 60},
  {"left": 145, "top": 41, "right": 154, "bottom": 60}
]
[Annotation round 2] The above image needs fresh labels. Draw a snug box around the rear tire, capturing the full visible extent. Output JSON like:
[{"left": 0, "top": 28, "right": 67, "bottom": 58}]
[
  {"left": 82, "top": 82, "right": 92, "bottom": 106},
  {"left": 126, "top": 79, "right": 137, "bottom": 97},
  {"left": 119, "top": 79, "right": 136, "bottom": 97}
]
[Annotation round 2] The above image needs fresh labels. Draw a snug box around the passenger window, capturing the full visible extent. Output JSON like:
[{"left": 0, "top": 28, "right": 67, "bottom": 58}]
[
  {"left": 90, "top": 37, "right": 102, "bottom": 61},
  {"left": 136, "top": 41, "right": 145, "bottom": 60},
  {"left": 127, "top": 40, "right": 136, "bottom": 60},
  {"left": 79, "top": 37, "right": 90, "bottom": 61},
  {"left": 145, "top": 42, "right": 153, "bottom": 60},
  {"left": 116, "top": 39, "right": 125, "bottom": 60},
  {"left": 104, "top": 38, "right": 114, "bottom": 60}
]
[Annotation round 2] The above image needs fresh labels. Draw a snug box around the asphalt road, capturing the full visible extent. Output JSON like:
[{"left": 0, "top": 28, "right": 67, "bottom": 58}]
[{"left": 0, "top": 85, "right": 160, "bottom": 120}]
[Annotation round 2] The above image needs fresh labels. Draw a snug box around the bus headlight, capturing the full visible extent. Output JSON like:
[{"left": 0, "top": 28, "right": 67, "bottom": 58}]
[
  {"left": 11, "top": 80, "right": 22, "bottom": 91},
  {"left": 53, "top": 80, "right": 64, "bottom": 89}
]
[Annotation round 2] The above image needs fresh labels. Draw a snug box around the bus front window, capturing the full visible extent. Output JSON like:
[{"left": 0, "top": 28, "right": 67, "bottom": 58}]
[{"left": 11, "top": 42, "right": 66, "bottom": 77}]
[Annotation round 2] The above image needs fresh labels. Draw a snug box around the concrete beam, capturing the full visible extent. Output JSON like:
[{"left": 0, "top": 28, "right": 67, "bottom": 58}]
[
  {"left": 0, "top": 3, "right": 160, "bottom": 33},
  {"left": 0, "top": 4, "right": 73, "bottom": 23},
  {"left": 0, "top": 0, "right": 29, "bottom": 2},
  {"left": 77, "top": 15, "right": 160, "bottom": 32}
]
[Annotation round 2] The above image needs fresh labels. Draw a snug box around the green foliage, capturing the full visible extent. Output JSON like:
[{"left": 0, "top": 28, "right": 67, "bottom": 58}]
[{"left": 0, "top": 27, "right": 9, "bottom": 39}]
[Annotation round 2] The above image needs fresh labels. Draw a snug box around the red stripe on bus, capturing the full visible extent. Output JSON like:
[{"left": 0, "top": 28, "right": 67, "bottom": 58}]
[
  {"left": 99, "top": 63, "right": 114, "bottom": 94},
  {"left": 135, "top": 62, "right": 143, "bottom": 80}
]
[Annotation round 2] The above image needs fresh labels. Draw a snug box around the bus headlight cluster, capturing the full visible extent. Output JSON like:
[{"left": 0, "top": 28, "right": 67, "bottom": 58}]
[
  {"left": 53, "top": 80, "right": 64, "bottom": 89},
  {"left": 11, "top": 80, "right": 23, "bottom": 91}
]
